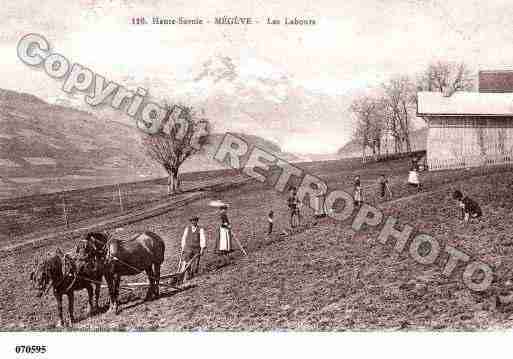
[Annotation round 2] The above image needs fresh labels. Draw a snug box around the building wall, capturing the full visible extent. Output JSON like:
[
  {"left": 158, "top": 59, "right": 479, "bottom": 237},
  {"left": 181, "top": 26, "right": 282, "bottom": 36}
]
[
  {"left": 479, "top": 70, "right": 513, "bottom": 93},
  {"left": 427, "top": 116, "right": 513, "bottom": 170}
]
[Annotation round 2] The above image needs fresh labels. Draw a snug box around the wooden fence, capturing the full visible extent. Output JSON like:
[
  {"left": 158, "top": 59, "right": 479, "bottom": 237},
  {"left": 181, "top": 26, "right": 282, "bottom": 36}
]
[
  {"left": 428, "top": 153, "right": 513, "bottom": 171},
  {"left": 362, "top": 150, "right": 427, "bottom": 164}
]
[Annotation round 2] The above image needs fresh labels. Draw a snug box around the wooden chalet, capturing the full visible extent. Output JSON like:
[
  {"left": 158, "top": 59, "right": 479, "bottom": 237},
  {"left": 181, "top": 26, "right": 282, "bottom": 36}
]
[{"left": 417, "top": 91, "right": 513, "bottom": 170}]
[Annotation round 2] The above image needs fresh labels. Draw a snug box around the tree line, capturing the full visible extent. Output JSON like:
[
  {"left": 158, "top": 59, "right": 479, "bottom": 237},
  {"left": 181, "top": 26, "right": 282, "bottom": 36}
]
[
  {"left": 351, "top": 61, "right": 474, "bottom": 160},
  {"left": 139, "top": 61, "right": 476, "bottom": 195}
]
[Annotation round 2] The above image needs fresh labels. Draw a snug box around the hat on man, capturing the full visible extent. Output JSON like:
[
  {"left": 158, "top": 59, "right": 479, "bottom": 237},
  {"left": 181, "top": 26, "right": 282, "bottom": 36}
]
[{"left": 189, "top": 216, "right": 199, "bottom": 222}]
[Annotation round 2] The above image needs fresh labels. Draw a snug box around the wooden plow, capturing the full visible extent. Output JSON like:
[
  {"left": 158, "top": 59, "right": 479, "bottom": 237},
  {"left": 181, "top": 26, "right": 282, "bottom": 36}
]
[{"left": 101, "top": 254, "right": 198, "bottom": 292}]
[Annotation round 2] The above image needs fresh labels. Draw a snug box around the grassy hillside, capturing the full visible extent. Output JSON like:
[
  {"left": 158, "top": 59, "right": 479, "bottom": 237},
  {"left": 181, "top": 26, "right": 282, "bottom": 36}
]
[
  {"left": 0, "top": 89, "right": 293, "bottom": 198},
  {"left": 0, "top": 89, "right": 162, "bottom": 197}
]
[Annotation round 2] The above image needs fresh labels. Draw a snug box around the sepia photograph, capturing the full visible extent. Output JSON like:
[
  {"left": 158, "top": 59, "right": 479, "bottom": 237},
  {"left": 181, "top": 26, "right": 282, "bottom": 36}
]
[{"left": 1, "top": 0, "right": 513, "bottom": 357}]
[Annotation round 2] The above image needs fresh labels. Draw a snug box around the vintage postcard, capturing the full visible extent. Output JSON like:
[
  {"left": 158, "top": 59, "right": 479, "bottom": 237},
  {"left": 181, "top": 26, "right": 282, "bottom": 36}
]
[{"left": 1, "top": 0, "right": 513, "bottom": 357}]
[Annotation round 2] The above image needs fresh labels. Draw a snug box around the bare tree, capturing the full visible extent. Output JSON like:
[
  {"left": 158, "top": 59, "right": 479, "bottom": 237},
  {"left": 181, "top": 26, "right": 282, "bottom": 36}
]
[
  {"left": 351, "top": 95, "right": 384, "bottom": 160},
  {"left": 382, "top": 76, "right": 416, "bottom": 153},
  {"left": 142, "top": 104, "right": 210, "bottom": 195},
  {"left": 378, "top": 96, "right": 399, "bottom": 154},
  {"left": 418, "top": 61, "right": 474, "bottom": 95}
]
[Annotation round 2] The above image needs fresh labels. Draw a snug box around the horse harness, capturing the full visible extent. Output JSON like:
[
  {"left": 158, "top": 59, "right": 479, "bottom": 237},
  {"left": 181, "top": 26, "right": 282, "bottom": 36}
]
[{"left": 40, "top": 256, "right": 78, "bottom": 297}]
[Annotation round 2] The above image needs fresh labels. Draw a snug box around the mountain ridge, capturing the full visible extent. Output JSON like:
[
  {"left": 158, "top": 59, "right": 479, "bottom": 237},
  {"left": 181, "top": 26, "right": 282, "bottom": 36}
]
[{"left": 0, "top": 88, "right": 297, "bottom": 198}]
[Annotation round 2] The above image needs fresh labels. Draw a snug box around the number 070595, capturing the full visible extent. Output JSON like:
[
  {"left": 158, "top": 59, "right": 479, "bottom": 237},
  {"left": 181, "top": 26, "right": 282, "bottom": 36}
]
[{"left": 14, "top": 345, "right": 47, "bottom": 354}]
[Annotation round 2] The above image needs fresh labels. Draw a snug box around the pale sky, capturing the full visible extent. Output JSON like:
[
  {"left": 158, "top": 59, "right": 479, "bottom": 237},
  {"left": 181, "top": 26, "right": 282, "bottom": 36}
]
[{"left": 2, "top": 0, "right": 513, "bottom": 154}]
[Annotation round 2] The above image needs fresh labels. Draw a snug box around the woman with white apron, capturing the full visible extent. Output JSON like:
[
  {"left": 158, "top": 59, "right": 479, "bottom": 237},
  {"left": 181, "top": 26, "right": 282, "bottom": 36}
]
[
  {"left": 408, "top": 169, "right": 421, "bottom": 191},
  {"left": 314, "top": 191, "right": 326, "bottom": 218},
  {"left": 216, "top": 205, "right": 234, "bottom": 254}
]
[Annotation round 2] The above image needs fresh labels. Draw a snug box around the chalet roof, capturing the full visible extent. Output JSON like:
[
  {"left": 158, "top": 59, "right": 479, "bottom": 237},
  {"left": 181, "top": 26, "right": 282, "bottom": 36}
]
[{"left": 417, "top": 91, "right": 513, "bottom": 117}]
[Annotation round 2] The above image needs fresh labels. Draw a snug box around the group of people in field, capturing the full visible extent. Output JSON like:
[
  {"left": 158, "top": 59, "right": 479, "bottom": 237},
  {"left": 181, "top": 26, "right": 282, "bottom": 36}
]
[
  {"left": 353, "top": 156, "right": 482, "bottom": 222},
  {"left": 30, "top": 154, "right": 486, "bottom": 326},
  {"left": 408, "top": 155, "right": 483, "bottom": 222},
  {"left": 352, "top": 156, "right": 422, "bottom": 207},
  {"left": 178, "top": 204, "right": 235, "bottom": 281},
  {"left": 178, "top": 189, "right": 306, "bottom": 282},
  {"left": 179, "top": 156, "right": 484, "bottom": 282},
  {"left": 352, "top": 173, "right": 393, "bottom": 207}
]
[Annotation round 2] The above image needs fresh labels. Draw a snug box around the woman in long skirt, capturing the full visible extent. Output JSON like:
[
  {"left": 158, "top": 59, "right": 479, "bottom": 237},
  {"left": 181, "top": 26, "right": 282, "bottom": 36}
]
[
  {"left": 353, "top": 175, "right": 363, "bottom": 207},
  {"left": 408, "top": 169, "right": 421, "bottom": 192},
  {"left": 216, "top": 205, "right": 234, "bottom": 255}
]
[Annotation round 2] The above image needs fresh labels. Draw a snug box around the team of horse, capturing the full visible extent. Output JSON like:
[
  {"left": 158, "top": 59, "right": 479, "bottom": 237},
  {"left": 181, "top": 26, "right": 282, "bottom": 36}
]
[{"left": 29, "top": 230, "right": 167, "bottom": 327}]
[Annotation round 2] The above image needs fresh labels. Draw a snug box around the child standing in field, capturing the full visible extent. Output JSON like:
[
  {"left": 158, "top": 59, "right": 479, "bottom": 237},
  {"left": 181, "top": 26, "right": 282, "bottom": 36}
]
[
  {"left": 378, "top": 174, "right": 393, "bottom": 201},
  {"left": 267, "top": 210, "right": 274, "bottom": 235},
  {"left": 453, "top": 190, "right": 482, "bottom": 222},
  {"left": 353, "top": 175, "right": 363, "bottom": 207}
]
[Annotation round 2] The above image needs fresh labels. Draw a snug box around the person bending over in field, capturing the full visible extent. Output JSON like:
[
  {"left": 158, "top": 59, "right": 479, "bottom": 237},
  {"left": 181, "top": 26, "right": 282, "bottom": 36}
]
[{"left": 452, "top": 190, "right": 482, "bottom": 222}]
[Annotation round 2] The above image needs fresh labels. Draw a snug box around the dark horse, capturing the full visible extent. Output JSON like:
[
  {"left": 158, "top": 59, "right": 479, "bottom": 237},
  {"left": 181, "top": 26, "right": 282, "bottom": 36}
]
[
  {"left": 77, "top": 230, "right": 166, "bottom": 314},
  {"left": 30, "top": 248, "right": 103, "bottom": 327},
  {"left": 94, "top": 231, "right": 166, "bottom": 314}
]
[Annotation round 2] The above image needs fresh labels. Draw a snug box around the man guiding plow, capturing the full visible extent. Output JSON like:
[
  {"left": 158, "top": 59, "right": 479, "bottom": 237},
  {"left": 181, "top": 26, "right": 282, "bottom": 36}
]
[{"left": 179, "top": 216, "right": 206, "bottom": 281}]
